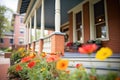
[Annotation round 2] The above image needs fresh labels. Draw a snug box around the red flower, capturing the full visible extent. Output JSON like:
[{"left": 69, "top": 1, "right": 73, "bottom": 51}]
[
  {"left": 66, "top": 42, "right": 73, "bottom": 47},
  {"left": 21, "top": 56, "right": 32, "bottom": 63},
  {"left": 76, "top": 63, "right": 82, "bottom": 68},
  {"left": 78, "top": 44, "right": 97, "bottom": 54},
  {"left": 28, "top": 61, "right": 36, "bottom": 68},
  {"left": 16, "top": 64, "right": 22, "bottom": 71}
]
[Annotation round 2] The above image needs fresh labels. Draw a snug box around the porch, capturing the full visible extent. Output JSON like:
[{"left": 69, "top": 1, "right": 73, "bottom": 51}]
[
  {"left": 17, "top": 0, "right": 120, "bottom": 54},
  {"left": 15, "top": 0, "right": 120, "bottom": 77}
]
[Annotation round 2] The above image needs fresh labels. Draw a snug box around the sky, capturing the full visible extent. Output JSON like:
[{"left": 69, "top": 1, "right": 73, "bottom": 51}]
[
  {"left": 0, "top": 0, "right": 18, "bottom": 21},
  {"left": 0, "top": 0, "right": 18, "bottom": 12}
]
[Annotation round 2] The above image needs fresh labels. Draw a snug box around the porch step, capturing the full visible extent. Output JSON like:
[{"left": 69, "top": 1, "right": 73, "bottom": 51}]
[{"left": 63, "top": 52, "right": 120, "bottom": 74}]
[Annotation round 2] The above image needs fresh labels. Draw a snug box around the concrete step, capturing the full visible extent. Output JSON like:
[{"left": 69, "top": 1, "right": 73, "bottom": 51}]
[{"left": 63, "top": 52, "right": 120, "bottom": 74}]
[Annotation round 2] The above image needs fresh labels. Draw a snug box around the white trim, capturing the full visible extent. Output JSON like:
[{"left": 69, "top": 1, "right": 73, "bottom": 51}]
[
  {"left": 61, "top": 21, "right": 69, "bottom": 27},
  {"left": 68, "top": 0, "right": 88, "bottom": 13},
  {"left": 89, "top": 1, "right": 95, "bottom": 40},
  {"left": 104, "top": 0, "right": 109, "bottom": 40}
]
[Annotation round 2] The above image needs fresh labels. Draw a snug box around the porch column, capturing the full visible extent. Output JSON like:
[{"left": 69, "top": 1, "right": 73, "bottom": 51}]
[
  {"left": 29, "top": 18, "right": 32, "bottom": 43},
  {"left": 28, "top": 18, "right": 32, "bottom": 49},
  {"left": 32, "top": 9, "right": 37, "bottom": 52},
  {"left": 51, "top": 0, "right": 64, "bottom": 55},
  {"left": 34, "top": 9, "right": 37, "bottom": 41},
  {"left": 40, "top": 0, "right": 45, "bottom": 38},
  {"left": 26, "top": 24, "right": 29, "bottom": 49},
  {"left": 55, "top": 0, "right": 61, "bottom": 32},
  {"left": 39, "top": 0, "right": 45, "bottom": 53}
]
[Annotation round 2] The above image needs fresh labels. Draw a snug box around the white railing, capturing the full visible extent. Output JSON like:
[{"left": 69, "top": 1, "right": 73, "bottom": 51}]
[
  {"left": 35, "top": 40, "right": 39, "bottom": 52},
  {"left": 43, "top": 36, "right": 51, "bottom": 53}
]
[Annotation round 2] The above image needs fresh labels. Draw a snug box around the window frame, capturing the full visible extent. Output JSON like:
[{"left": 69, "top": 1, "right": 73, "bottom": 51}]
[
  {"left": 20, "top": 28, "right": 24, "bottom": 34},
  {"left": 90, "top": 0, "right": 109, "bottom": 41},
  {"left": 19, "top": 38, "right": 24, "bottom": 44}
]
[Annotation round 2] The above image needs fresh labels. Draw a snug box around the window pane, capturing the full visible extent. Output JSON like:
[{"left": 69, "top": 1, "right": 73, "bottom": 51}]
[
  {"left": 19, "top": 38, "right": 24, "bottom": 44},
  {"left": 77, "top": 30, "right": 81, "bottom": 41},
  {"left": 10, "top": 39, "right": 13, "bottom": 44},
  {"left": 94, "top": 0, "right": 105, "bottom": 24},
  {"left": 96, "top": 23, "right": 106, "bottom": 38},
  {"left": 0, "top": 38, "right": 4, "bottom": 43},
  {"left": 76, "top": 11, "right": 82, "bottom": 29},
  {"left": 76, "top": 11, "right": 82, "bottom": 41},
  {"left": 20, "top": 28, "right": 24, "bottom": 33}
]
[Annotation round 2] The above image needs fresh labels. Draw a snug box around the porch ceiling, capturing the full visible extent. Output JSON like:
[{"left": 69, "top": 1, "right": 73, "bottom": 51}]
[{"left": 19, "top": 0, "right": 83, "bottom": 29}]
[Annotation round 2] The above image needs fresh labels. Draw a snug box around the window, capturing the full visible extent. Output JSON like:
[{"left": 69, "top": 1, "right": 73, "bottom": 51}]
[
  {"left": 0, "top": 38, "right": 4, "bottom": 43},
  {"left": 93, "top": 0, "right": 108, "bottom": 39},
  {"left": 10, "top": 39, "right": 13, "bottom": 44},
  {"left": 76, "top": 11, "right": 82, "bottom": 41},
  {"left": 20, "top": 28, "right": 24, "bottom": 33},
  {"left": 20, "top": 17, "right": 24, "bottom": 23},
  {"left": 19, "top": 38, "right": 24, "bottom": 44}
]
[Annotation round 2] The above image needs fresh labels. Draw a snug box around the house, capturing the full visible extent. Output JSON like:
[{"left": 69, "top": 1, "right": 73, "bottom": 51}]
[
  {"left": 17, "top": 0, "right": 120, "bottom": 54},
  {"left": 11, "top": 14, "right": 26, "bottom": 49},
  {"left": 0, "top": 31, "right": 13, "bottom": 49}
]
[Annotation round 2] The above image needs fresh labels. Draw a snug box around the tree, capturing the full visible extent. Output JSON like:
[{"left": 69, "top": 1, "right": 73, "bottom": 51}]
[{"left": 0, "top": 4, "right": 13, "bottom": 38}]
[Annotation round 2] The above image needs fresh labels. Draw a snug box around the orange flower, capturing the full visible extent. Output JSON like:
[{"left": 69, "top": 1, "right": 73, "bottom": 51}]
[
  {"left": 116, "top": 77, "right": 120, "bottom": 80},
  {"left": 78, "top": 44, "right": 97, "bottom": 54},
  {"left": 41, "top": 52, "right": 47, "bottom": 58},
  {"left": 76, "top": 63, "right": 82, "bottom": 69},
  {"left": 66, "top": 70, "right": 70, "bottom": 74},
  {"left": 21, "top": 56, "right": 32, "bottom": 63},
  {"left": 46, "top": 54, "right": 60, "bottom": 62},
  {"left": 28, "top": 61, "right": 36, "bottom": 68},
  {"left": 16, "top": 64, "right": 22, "bottom": 71},
  {"left": 56, "top": 59, "right": 68, "bottom": 70},
  {"left": 29, "top": 53, "right": 36, "bottom": 58}
]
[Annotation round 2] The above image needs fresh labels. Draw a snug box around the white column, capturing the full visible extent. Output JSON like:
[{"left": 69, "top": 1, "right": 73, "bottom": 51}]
[
  {"left": 34, "top": 9, "right": 37, "bottom": 41},
  {"left": 55, "top": 0, "right": 61, "bottom": 32},
  {"left": 26, "top": 24, "right": 29, "bottom": 44},
  {"left": 40, "top": 0, "right": 45, "bottom": 38},
  {"left": 29, "top": 18, "right": 32, "bottom": 43}
]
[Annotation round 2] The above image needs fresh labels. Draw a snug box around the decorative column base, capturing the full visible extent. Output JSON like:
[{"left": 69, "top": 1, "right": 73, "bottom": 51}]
[
  {"left": 32, "top": 42, "right": 35, "bottom": 52},
  {"left": 51, "top": 33, "right": 64, "bottom": 56},
  {"left": 39, "top": 39, "right": 44, "bottom": 54},
  {"left": 27, "top": 43, "right": 31, "bottom": 50}
]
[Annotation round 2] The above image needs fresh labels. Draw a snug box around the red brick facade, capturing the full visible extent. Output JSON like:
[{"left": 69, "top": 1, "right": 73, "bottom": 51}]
[
  {"left": 63, "top": 0, "right": 120, "bottom": 53},
  {"left": 102, "top": 0, "right": 120, "bottom": 53},
  {"left": 69, "top": 12, "right": 73, "bottom": 42},
  {"left": 83, "top": 2, "right": 90, "bottom": 43},
  {"left": 0, "top": 37, "right": 13, "bottom": 48}
]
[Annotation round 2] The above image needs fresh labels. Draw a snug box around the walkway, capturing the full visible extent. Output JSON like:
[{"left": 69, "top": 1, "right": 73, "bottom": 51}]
[{"left": 0, "top": 55, "right": 10, "bottom": 80}]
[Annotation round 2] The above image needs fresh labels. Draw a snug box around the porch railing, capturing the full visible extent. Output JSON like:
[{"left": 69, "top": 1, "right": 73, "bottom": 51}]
[
  {"left": 28, "top": 32, "right": 65, "bottom": 54},
  {"left": 42, "top": 35, "right": 52, "bottom": 53}
]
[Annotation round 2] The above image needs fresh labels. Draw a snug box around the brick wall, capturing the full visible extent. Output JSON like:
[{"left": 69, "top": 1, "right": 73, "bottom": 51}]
[
  {"left": 69, "top": 12, "right": 73, "bottom": 42},
  {"left": 0, "top": 38, "right": 12, "bottom": 48},
  {"left": 83, "top": 2, "right": 90, "bottom": 43},
  {"left": 102, "top": 0, "right": 120, "bottom": 53}
]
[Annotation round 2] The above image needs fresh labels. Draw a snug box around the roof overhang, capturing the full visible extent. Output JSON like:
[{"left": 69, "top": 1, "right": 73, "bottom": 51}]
[
  {"left": 18, "top": 0, "right": 84, "bottom": 29},
  {"left": 17, "top": 0, "right": 31, "bottom": 14}
]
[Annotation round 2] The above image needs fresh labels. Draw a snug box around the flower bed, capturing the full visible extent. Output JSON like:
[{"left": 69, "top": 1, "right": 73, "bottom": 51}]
[{"left": 8, "top": 45, "right": 120, "bottom": 80}]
